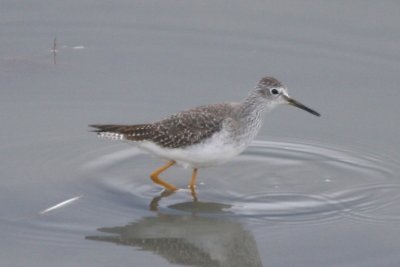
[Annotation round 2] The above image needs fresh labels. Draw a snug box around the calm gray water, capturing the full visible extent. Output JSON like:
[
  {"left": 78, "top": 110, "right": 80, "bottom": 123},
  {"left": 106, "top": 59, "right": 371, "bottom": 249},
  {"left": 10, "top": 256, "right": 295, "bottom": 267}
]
[{"left": 1, "top": 1, "right": 400, "bottom": 266}]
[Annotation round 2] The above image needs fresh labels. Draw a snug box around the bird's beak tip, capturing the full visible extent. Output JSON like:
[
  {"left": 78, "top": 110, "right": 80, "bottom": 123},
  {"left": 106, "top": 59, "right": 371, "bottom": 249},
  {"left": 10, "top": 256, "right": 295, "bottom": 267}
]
[{"left": 286, "top": 97, "right": 320, "bottom": 117}]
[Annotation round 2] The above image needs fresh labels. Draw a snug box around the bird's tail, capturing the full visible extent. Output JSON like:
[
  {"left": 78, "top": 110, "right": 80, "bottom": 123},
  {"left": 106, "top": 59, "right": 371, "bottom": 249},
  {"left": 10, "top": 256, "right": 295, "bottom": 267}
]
[{"left": 89, "top": 124, "right": 153, "bottom": 141}]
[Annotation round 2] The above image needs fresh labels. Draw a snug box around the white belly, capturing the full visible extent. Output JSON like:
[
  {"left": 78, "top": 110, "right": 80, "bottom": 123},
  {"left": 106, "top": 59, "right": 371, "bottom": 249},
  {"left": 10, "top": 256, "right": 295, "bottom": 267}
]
[{"left": 134, "top": 129, "right": 247, "bottom": 168}]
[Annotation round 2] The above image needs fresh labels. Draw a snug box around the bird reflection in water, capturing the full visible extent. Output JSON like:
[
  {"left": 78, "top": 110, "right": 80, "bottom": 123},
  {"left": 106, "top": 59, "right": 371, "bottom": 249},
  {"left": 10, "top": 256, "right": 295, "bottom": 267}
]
[{"left": 86, "top": 188, "right": 263, "bottom": 267}]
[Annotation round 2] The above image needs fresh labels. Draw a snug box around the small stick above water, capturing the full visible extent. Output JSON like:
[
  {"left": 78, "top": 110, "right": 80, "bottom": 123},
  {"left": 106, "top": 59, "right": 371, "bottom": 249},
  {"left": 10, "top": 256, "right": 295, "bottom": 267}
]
[{"left": 52, "top": 38, "right": 57, "bottom": 65}]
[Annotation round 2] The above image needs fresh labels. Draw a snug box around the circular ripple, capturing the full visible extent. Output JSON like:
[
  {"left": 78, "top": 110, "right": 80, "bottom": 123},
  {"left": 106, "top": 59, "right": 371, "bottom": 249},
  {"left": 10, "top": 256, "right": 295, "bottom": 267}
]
[{"left": 85, "top": 139, "right": 400, "bottom": 225}]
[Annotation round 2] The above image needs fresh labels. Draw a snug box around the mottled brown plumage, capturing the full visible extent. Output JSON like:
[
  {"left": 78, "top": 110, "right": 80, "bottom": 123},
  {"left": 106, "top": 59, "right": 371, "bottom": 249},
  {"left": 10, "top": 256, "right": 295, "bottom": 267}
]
[{"left": 90, "top": 103, "right": 237, "bottom": 149}]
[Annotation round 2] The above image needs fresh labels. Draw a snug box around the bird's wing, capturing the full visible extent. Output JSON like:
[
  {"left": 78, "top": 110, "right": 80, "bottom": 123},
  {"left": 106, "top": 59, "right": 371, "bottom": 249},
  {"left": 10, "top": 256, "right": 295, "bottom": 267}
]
[
  {"left": 90, "top": 103, "right": 237, "bottom": 148},
  {"left": 149, "top": 106, "right": 224, "bottom": 148}
]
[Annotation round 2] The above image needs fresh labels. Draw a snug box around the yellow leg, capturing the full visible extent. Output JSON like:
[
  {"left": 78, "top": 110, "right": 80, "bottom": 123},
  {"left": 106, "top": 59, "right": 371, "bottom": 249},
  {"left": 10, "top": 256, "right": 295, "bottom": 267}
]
[
  {"left": 189, "top": 168, "right": 198, "bottom": 200},
  {"left": 150, "top": 160, "right": 178, "bottom": 191},
  {"left": 189, "top": 168, "right": 198, "bottom": 189},
  {"left": 190, "top": 186, "right": 198, "bottom": 201}
]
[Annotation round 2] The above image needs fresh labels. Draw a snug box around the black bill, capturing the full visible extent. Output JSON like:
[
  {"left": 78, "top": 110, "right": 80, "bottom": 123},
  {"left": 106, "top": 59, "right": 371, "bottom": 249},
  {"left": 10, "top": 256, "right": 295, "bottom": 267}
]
[{"left": 286, "top": 97, "right": 320, "bottom": 117}]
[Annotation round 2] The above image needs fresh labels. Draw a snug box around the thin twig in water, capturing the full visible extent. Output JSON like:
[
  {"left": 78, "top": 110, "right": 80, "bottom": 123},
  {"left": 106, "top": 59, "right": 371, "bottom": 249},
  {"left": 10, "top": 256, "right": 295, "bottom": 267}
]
[{"left": 53, "top": 38, "right": 57, "bottom": 65}]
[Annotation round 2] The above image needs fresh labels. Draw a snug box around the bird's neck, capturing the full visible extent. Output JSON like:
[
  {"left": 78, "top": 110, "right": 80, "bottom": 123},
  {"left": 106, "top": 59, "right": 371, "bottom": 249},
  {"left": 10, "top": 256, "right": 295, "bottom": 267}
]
[
  {"left": 238, "top": 91, "right": 270, "bottom": 123},
  {"left": 234, "top": 92, "right": 271, "bottom": 143}
]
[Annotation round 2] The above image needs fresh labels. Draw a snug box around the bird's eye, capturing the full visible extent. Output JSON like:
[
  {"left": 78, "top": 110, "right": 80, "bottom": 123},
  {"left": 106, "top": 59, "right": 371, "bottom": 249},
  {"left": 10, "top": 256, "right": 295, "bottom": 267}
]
[{"left": 270, "top": 88, "right": 279, "bottom": 95}]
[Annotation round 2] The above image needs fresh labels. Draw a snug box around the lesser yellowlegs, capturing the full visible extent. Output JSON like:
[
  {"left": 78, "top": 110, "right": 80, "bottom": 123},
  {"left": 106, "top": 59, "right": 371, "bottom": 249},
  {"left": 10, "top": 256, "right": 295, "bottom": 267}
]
[{"left": 90, "top": 76, "right": 320, "bottom": 191}]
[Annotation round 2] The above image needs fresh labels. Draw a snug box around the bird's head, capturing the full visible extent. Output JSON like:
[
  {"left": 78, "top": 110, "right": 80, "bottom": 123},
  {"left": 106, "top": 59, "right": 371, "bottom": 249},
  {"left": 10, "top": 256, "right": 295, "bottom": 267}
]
[{"left": 255, "top": 76, "right": 320, "bottom": 117}]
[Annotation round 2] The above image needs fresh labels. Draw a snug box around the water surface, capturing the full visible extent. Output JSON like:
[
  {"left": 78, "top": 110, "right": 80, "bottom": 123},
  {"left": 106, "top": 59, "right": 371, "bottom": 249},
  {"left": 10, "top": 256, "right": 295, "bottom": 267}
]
[{"left": 1, "top": 1, "right": 400, "bottom": 266}]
